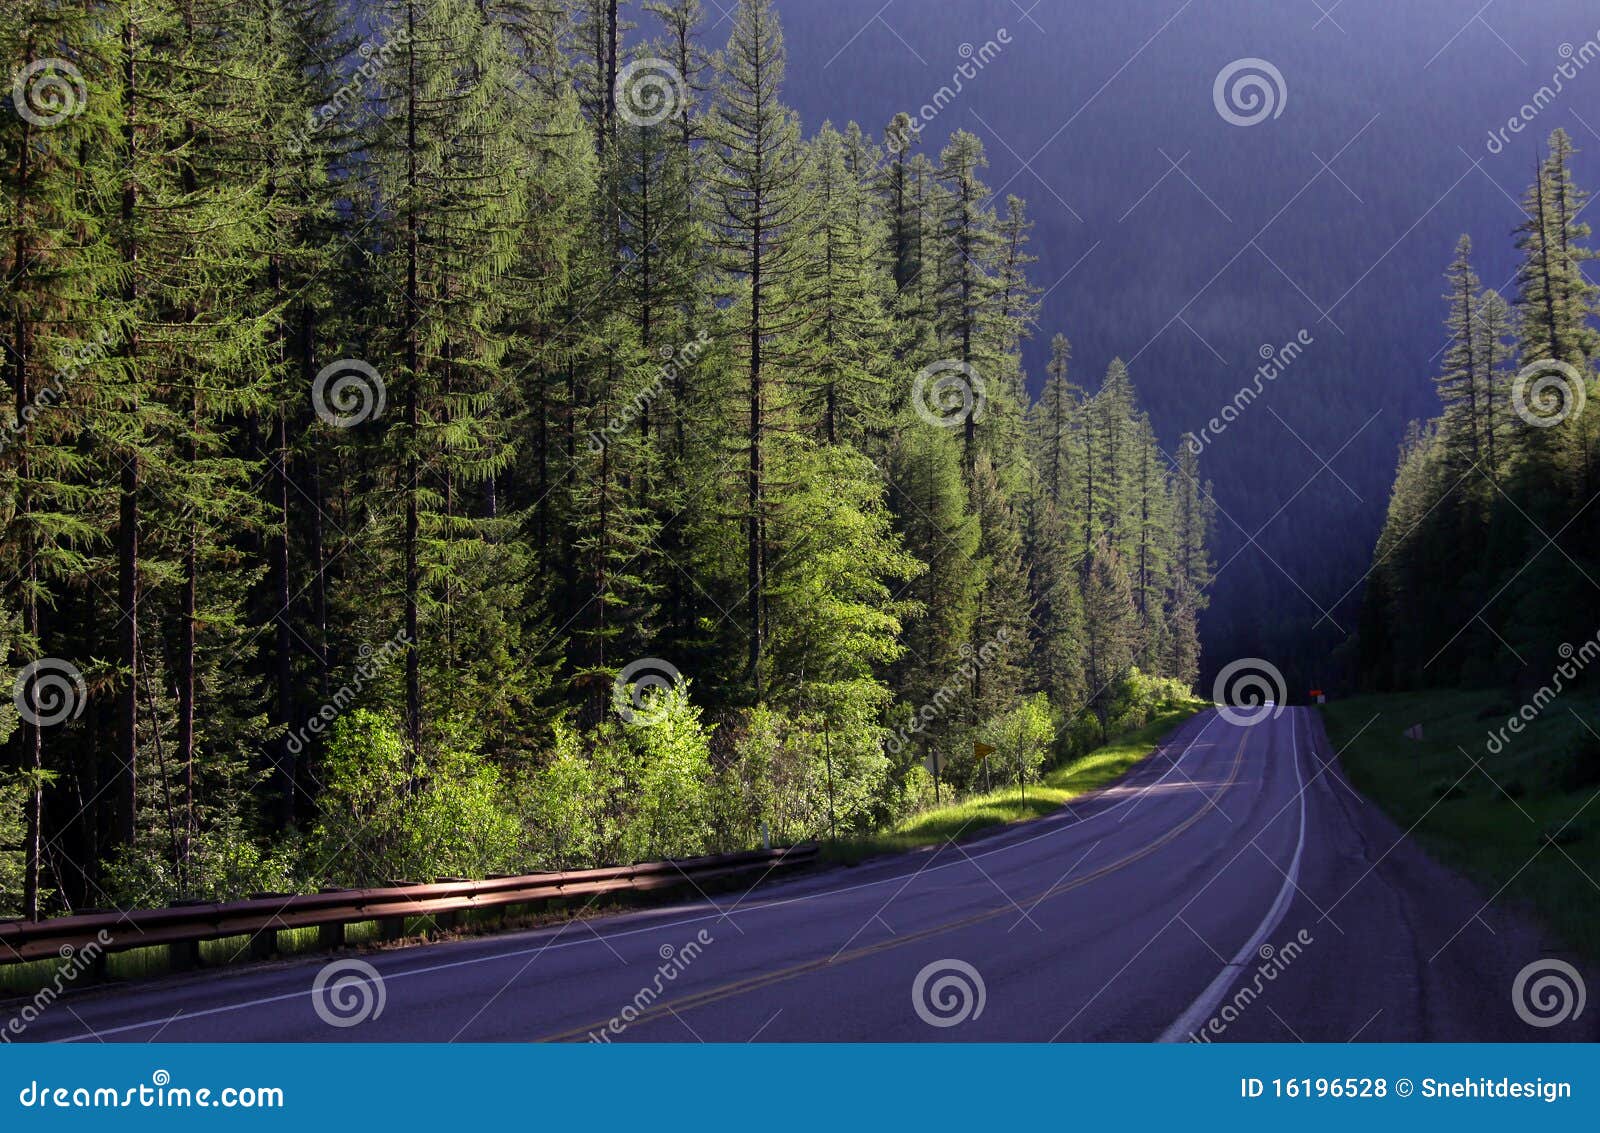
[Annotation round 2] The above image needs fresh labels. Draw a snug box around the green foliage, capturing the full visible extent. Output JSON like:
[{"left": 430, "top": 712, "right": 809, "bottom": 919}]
[
  {"left": 0, "top": 773, "right": 24, "bottom": 917},
  {"left": 1361, "top": 128, "right": 1600, "bottom": 689},
  {"left": 310, "top": 711, "right": 521, "bottom": 886},
  {"left": 1, "top": 0, "right": 1215, "bottom": 914},
  {"left": 1323, "top": 691, "right": 1600, "bottom": 960},
  {"left": 986, "top": 693, "right": 1055, "bottom": 788}
]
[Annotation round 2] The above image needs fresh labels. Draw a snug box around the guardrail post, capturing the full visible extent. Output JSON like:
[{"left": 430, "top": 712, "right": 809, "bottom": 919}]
[
  {"left": 318, "top": 922, "right": 345, "bottom": 949},
  {"left": 169, "top": 940, "right": 202, "bottom": 971},
  {"left": 248, "top": 930, "right": 276, "bottom": 961},
  {"left": 378, "top": 917, "right": 405, "bottom": 942}
]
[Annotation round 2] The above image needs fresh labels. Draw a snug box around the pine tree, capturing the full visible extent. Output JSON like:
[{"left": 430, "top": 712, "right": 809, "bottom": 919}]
[
  {"left": 706, "top": 0, "right": 808, "bottom": 700},
  {"left": 1, "top": 0, "right": 121, "bottom": 913},
  {"left": 797, "top": 122, "right": 891, "bottom": 446},
  {"left": 934, "top": 131, "right": 1000, "bottom": 470},
  {"left": 1437, "top": 235, "right": 1484, "bottom": 478}
]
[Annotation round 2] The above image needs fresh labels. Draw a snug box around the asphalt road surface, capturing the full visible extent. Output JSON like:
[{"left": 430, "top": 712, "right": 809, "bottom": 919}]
[{"left": 12, "top": 707, "right": 1596, "bottom": 1042}]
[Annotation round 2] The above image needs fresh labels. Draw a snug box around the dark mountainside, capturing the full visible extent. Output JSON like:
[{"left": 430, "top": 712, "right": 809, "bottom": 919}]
[{"left": 775, "top": 0, "right": 1600, "bottom": 690}]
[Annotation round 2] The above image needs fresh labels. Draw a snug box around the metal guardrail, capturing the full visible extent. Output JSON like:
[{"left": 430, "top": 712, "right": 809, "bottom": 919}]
[{"left": 0, "top": 844, "right": 818, "bottom": 965}]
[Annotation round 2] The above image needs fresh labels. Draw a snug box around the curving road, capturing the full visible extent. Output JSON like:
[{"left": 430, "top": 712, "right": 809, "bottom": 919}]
[{"left": 11, "top": 708, "right": 1595, "bottom": 1042}]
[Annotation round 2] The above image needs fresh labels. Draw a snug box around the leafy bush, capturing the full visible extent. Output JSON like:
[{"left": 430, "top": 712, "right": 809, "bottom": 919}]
[
  {"left": 104, "top": 827, "right": 302, "bottom": 908},
  {"left": 519, "top": 684, "right": 716, "bottom": 869},
  {"left": 310, "top": 710, "right": 521, "bottom": 885},
  {"left": 988, "top": 694, "right": 1056, "bottom": 787},
  {"left": 0, "top": 772, "right": 25, "bottom": 918}
]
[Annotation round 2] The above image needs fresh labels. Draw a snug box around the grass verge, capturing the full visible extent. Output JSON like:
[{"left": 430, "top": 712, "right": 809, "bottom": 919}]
[
  {"left": 1320, "top": 690, "right": 1600, "bottom": 962},
  {"left": 823, "top": 697, "right": 1208, "bottom": 865}
]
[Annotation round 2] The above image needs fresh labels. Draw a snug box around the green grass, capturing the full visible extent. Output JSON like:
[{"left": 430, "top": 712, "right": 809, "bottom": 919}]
[
  {"left": 1320, "top": 690, "right": 1600, "bottom": 961},
  {"left": 823, "top": 697, "right": 1208, "bottom": 865}
]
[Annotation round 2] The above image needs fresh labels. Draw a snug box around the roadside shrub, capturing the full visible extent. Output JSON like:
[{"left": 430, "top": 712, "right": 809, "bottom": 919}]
[
  {"left": 519, "top": 684, "right": 716, "bottom": 869},
  {"left": 988, "top": 694, "right": 1056, "bottom": 787},
  {"left": 0, "top": 772, "right": 26, "bottom": 917},
  {"left": 311, "top": 710, "right": 520, "bottom": 885},
  {"left": 104, "top": 827, "right": 302, "bottom": 907}
]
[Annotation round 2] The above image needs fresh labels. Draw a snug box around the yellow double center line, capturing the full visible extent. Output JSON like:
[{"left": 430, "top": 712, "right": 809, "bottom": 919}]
[{"left": 540, "top": 728, "right": 1251, "bottom": 1042}]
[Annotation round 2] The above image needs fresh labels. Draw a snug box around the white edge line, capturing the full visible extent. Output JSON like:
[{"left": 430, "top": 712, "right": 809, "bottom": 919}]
[{"left": 1155, "top": 708, "right": 1308, "bottom": 1043}]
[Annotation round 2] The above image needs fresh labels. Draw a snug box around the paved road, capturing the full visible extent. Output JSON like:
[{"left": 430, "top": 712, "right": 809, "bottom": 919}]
[{"left": 11, "top": 708, "right": 1595, "bottom": 1042}]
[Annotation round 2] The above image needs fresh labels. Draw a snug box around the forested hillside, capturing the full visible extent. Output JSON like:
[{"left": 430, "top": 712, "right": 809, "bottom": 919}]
[
  {"left": 1359, "top": 129, "right": 1600, "bottom": 690},
  {"left": 0, "top": 0, "right": 1212, "bottom": 918}
]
